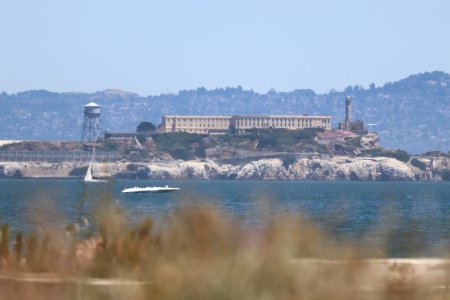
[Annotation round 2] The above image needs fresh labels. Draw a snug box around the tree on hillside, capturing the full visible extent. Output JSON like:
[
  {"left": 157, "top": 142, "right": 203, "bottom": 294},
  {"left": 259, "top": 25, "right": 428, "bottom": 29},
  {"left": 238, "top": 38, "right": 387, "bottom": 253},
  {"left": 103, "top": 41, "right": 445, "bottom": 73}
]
[{"left": 136, "top": 121, "right": 156, "bottom": 133}]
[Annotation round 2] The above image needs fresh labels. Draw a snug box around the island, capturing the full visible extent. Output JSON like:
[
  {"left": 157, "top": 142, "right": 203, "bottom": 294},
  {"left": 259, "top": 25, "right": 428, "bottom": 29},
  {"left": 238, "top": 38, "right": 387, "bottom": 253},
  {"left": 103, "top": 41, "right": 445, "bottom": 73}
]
[{"left": 0, "top": 127, "right": 449, "bottom": 181}]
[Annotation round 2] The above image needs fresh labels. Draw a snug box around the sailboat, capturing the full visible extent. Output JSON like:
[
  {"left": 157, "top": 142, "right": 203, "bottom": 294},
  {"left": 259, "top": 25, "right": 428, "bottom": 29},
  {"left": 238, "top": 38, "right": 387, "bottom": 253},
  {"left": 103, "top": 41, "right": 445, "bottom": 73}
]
[{"left": 84, "top": 149, "right": 108, "bottom": 183}]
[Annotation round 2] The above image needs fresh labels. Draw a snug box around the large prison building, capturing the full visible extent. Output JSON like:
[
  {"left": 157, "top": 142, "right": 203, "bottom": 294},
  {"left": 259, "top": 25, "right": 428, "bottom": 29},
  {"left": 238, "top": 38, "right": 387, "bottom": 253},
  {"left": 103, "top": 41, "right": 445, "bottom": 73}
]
[{"left": 158, "top": 115, "right": 332, "bottom": 134}]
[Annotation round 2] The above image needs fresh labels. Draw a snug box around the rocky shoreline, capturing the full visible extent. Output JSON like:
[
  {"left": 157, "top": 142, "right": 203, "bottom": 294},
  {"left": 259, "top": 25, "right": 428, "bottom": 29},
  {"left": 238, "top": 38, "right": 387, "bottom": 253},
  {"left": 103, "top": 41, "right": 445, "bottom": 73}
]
[{"left": 1, "top": 155, "right": 448, "bottom": 181}]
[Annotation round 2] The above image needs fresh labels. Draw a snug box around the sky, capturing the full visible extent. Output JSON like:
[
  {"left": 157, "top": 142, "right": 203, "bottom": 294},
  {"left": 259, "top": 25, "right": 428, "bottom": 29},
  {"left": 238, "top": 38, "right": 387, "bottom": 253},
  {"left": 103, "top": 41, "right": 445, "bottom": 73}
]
[{"left": 1, "top": 0, "right": 449, "bottom": 96}]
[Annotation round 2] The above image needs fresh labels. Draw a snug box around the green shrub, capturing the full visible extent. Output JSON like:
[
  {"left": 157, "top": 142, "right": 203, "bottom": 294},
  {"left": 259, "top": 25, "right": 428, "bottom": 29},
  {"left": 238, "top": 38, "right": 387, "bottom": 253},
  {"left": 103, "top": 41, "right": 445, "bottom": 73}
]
[
  {"left": 194, "top": 147, "right": 206, "bottom": 158},
  {"left": 346, "top": 136, "right": 362, "bottom": 147},
  {"left": 136, "top": 121, "right": 156, "bottom": 133},
  {"left": 136, "top": 166, "right": 150, "bottom": 179},
  {"left": 389, "top": 150, "right": 411, "bottom": 163},
  {"left": 316, "top": 144, "right": 330, "bottom": 153},
  {"left": 126, "top": 164, "right": 139, "bottom": 172},
  {"left": 170, "top": 148, "right": 195, "bottom": 160},
  {"left": 152, "top": 133, "right": 207, "bottom": 160},
  {"left": 102, "top": 140, "right": 120, "bottom": 151},
  {"left": 151, "top": 129, "right": 323, "bottom": 158},
  {"left": 69, "top": 166, "right": 88, "bottom": 177},
  {"left": 363, "top": 149, "right": 410, "bottom": 163},
  {"left": 255, "top": 129, "right": 318, "bottom": 150},
  {"left": 411, "top": 158, "right": 427, "bottom": 170},
  {"left": 153, "top": 133, "right": 206, "bottom": 151}
]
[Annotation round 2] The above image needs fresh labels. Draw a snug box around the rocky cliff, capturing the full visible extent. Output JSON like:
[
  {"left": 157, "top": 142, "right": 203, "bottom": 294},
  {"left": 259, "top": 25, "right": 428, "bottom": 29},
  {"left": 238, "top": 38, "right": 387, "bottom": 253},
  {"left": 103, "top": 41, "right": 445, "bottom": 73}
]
[{"left": 1, "top": 155, "right": 448, "bottom": 181}]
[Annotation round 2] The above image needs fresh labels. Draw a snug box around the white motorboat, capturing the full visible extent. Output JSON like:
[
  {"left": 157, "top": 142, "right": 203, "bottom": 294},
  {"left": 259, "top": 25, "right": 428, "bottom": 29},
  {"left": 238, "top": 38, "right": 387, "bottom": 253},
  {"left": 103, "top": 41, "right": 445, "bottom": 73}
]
[
  {"left": 84, "top": 149, "right": 108, "bottom": 183},
  {"left": 121, "top": 185, "right": 180, "bottom": 193}
]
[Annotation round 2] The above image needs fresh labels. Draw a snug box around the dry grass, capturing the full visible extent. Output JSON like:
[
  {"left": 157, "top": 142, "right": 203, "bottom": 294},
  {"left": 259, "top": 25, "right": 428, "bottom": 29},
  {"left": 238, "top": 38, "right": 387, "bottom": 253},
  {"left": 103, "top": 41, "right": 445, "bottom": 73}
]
[{"left": 0, "top": 193, "right": 449, "bottom": 300}]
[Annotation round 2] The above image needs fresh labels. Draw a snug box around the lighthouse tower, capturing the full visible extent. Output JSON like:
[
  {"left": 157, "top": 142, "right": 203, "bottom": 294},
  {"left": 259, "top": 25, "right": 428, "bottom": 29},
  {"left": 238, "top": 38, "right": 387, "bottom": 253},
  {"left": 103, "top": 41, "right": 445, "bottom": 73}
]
[{"left": 344, "top": 96, "right": 352, "bottom": 130}]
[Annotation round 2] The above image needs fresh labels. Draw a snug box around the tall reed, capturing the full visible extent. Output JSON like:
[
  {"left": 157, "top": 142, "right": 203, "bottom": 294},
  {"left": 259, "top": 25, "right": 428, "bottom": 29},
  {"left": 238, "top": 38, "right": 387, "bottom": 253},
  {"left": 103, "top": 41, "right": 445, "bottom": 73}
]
[{"left": 0, "top": 194, "right": 448, "bottom": 300}]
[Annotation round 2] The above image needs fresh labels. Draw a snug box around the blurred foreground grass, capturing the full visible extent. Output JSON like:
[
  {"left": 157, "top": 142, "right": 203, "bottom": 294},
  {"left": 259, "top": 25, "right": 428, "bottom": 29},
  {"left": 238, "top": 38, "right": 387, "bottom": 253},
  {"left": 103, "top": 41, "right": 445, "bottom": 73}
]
[{"left": 0, "top": 193, "right": 450, "bottom": 300}]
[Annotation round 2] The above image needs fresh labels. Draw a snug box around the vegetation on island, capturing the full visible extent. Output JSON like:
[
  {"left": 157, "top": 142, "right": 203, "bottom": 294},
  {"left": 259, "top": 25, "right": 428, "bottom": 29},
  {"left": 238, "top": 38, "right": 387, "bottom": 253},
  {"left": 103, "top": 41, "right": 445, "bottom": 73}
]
[
  {"left": 136, "top": 121, "right": 156, "bottom": 133},
  {"left": 152, "top": 132, "right": 207, "bottom": 160},
  {"left": 360, "top": 148, "right": 411, "bottom": 163},
  {"left": 68, "top": 166, "right": 88, "bottom": 177},
  {"left": 411, "top": 158, "right": 427, "bottom": 170},
  {"left": 252, "top": 128, "right": 325, "bottom": 151},
  {"left": 150, "top": 128, "right": 328, "bottom": 161}
]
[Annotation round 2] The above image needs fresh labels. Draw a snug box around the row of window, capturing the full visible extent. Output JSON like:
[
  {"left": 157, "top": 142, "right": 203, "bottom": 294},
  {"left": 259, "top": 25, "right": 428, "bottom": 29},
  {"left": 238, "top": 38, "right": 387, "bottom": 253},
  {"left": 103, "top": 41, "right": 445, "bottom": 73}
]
[
  {"left": 236, "top": 120, "right": 330, "bottom": 127},
  {"left": 175, "top": 123, "right": 229, "bottom": 128},
  {"left": 167, "top": 118, "right": 230, "bottom": 124},
  {"left": 176, "top": 129, "right": 208, "bottom": 133},
  {"left": 166, "top": 117, "right": 330, "bottom": 124},
  {"left": 170, "top": 124, "right": 333, "bottom": 134}
]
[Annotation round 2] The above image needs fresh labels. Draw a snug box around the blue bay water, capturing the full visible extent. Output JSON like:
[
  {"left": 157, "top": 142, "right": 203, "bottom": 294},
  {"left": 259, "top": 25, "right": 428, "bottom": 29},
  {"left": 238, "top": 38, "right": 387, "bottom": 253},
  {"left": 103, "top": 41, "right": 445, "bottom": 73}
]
[{"left": 0, "top": 179, "right": 450, "bottom": 257}]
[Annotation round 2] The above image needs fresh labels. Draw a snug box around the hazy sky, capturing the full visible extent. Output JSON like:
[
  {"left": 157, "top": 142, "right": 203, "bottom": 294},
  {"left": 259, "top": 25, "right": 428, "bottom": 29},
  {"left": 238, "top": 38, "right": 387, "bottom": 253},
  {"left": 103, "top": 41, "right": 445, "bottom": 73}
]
[{"left": 1, "top": 0, "right": 449, "bottom": 96}]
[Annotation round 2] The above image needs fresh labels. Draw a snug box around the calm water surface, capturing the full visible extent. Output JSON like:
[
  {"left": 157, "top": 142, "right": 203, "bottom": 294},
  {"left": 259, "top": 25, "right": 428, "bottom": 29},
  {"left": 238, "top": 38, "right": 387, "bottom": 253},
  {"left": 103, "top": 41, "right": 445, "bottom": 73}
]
[{"left": 0, "top": 179, "right": 450, "bottom": 257}]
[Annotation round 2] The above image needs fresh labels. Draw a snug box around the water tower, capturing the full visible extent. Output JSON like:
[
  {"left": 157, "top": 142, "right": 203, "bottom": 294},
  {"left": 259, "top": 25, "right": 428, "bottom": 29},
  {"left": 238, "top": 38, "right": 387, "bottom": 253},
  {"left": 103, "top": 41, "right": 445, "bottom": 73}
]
[{"left": 81, "top": 102, "right": 102, "bottom": 142}]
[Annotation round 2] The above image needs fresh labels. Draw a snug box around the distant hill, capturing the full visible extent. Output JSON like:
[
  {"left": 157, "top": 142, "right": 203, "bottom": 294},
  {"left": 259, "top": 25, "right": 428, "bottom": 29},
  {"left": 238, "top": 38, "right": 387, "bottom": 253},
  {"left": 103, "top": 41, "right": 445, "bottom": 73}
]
[{"left": 1, "top": 71, "right": 450, "bottom": 154}]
